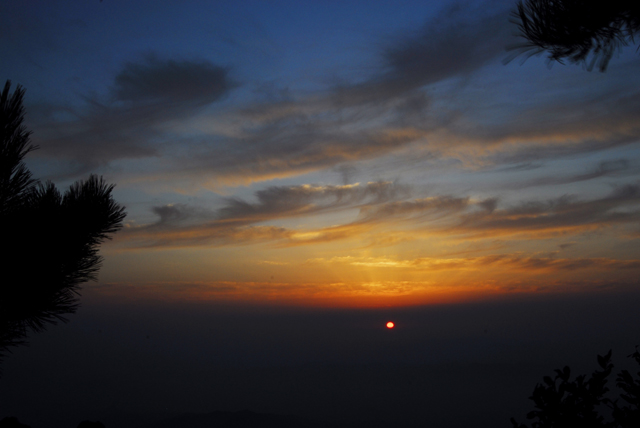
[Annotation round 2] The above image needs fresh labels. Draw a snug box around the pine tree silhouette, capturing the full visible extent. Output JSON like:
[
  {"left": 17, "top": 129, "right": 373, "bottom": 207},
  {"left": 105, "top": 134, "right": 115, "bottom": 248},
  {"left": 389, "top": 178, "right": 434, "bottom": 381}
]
[
  {"left": 0, "top": 81, "right": 126, "bottom": 366},
  {"left": 510, "top": 1, "right": 640, "bottom": 71}
]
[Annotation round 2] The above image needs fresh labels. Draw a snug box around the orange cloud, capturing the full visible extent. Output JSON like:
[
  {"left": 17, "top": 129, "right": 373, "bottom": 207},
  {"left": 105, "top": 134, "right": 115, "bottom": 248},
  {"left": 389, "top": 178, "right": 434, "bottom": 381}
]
[
  {"left": 86, "top": 275, "right": 640, "bottom": 308},
  {"left": 308, "top": 254, "right": 640, "bottom": 273}
]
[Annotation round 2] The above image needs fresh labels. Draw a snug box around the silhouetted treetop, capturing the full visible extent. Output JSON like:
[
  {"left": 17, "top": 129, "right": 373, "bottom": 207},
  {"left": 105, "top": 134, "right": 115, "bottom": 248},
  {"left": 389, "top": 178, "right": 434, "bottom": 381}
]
[
  {"left": 511, "top": 1, "right": 640, "bottom": 71},
  {"left": 512, "top": 348, "right": 640, "bottom": 428},
  {"left": 0, "top": 81, "right": 37, "bottom": 215},
  {"left": 0, "top": 81, "right": 126, "bottom": 365}
]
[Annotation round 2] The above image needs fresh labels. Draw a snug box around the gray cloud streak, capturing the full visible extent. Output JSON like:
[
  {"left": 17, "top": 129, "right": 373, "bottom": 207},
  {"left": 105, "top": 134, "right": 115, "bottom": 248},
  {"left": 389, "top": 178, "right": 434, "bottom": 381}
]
[
  {"left": 113, "top": 56, "right": 234, "bottom": 105},
  {"left": 501, "top": 159, "right": 633, "bottom": 190},
  {"left": 31, "top": 55, "right": 237, "bottom": 177},
  {"left": 117, "top": 179, "right": 640, "bottom": 249},
  {"left": 454, "top": 184, "right": 640, "bottom": 236},
  {"left": 120, "top": 181, "right": 411, "bottom": 248},
  {"left": 331, "top": 1, "right": 513, "bottom": 106}
]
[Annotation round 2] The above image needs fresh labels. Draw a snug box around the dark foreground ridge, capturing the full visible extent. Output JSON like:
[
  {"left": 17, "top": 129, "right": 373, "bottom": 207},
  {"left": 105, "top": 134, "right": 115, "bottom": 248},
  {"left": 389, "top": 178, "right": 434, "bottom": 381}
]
[
  {"left": 0, "top": 419, "right": 104, "bottom": 428},
  {"left": 2, "top": 410, "right": 401, "bottom": 428},
  {"left": 139, "top": 410, "right": 337, "bottom": 428}
]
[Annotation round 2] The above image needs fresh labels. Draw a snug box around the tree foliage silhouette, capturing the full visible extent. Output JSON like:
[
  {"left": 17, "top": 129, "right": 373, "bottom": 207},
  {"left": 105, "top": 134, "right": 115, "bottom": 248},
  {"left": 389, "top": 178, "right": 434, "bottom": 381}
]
[
  {"left": 0, "top": 81, "right": 126, "bottom": 364},
  {"left": 512, "top": 348, "right": 640, "bottom": 428},
  {"left": 511, "top": 1, "right": 640, "bottom": 71}
]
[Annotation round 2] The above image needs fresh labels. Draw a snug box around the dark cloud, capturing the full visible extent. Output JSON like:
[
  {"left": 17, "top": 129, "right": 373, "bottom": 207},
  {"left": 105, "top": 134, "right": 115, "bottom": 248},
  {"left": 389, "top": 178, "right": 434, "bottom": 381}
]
[
  {"left": 218, "top": 181, "right": 409, "bottom": 224},
  {"left": 536, "top": 159, "right": 631, "bottom": 186},
  {"left": 181, "top": 124, "right": 427, "bottom": 185},
  {"left": 495, "top": 163, "right": 544, "bottom": 172},
  {"left": 149, "top": 204, "right": 215, "bottom": 227},
  {"left": 478, "top": 198, "right": 498, "bottom": 213},
  {"left": 453, "top": 184, "right": 640, "bottom": 236},
  {"left": 481, "top": 131, "right": 640, "bottom": 169},
  {"left": 113, "top": 56, "right": 235, "bottom": 105},
  {"left": 558, "top": 242, "right": 576, "bottom": 250},
  {"left": 331, "top": 1, "right": 513, "bottom": 106},
  {"left": 573, "top": 159, "right": 631, "bottom": 181},
  {"left": 31, "top": 56, "right": 237, "bottom": 177},
  {"left": 152, "top": 204, "right": 190, "bottom": 225},
  {"left": 502, "top": 159, "right": 632, "bottom": 189},
  {"left": 479, "top": 255, "right": 640, "bottom": 272},
  {"left": 450, "top": 84, "right": 640, "bottom": 168},
  {"left": 359, "top": 195, "right": 470, "bottom": 222},
  {"left": 120, "top": 181, "right": 411, "bottom": 248},
  {"left": 327, "top": 254, "right": 640, "bottom": 272},
  {"left": 332, "top": 164, "right": 358, "bottom": 185},
  {"left": 121, "top": 198, "right": 293, "bottom": 248},
  {"left": 381, "top": 3, "right": 511, "bottom": 87}
]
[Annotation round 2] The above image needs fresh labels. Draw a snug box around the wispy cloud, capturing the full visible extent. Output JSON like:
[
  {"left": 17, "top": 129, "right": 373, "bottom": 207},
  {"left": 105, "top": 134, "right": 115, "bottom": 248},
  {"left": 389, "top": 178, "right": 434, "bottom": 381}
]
[
  {"left": 31, "top": 55, "right": 237, "bottom": 177},
  {"left": 113, "top": 56, "right": 234, "bottom": 105},
  {"left": 504, "top": 159, "right": 633, "bottom": 189},
  {"left": 116, "top": 181, "right": 640, "bottom": 249},
  {"left": 332, "top": 1, "right": 512, "bottom": 106},
  {"left": 451, "top": 184, "right": 640, "bottom": 238},
  {"left": 310, "top": 254, "right": 640, "bottom": 272},
  {"left": 118, "top": 181, "right": 410, "bottom": 248},
  {"left": 217, "top": 181, "right": 410, "bottom": 223}
]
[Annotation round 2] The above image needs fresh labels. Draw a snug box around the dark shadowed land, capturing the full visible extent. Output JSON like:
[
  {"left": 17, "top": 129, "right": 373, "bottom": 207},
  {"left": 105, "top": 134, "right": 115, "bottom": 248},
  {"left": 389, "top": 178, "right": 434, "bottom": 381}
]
[
  {"left": 140, "top": 409, "right": 335, "bottom": 428},
  {"left": 2, "top": 287, "right": 640, "bottom": 428}
]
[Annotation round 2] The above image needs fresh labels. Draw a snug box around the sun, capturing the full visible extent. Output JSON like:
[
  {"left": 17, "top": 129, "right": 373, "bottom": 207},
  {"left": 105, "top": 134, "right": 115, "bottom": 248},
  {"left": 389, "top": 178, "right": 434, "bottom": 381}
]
[{"left": 386, "top": 321, "right": 395, "bottom": 329}]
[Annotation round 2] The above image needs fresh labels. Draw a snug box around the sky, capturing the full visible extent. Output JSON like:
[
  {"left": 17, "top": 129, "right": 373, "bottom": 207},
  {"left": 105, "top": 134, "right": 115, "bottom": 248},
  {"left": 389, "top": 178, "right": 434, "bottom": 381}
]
[{"left": 2, "top": 1, "right": 640, "bottom": 427}]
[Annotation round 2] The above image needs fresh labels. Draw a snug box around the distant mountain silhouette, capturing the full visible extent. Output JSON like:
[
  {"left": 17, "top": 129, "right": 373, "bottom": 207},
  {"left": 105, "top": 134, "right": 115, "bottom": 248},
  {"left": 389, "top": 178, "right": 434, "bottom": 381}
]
[{"left": 138, "top": 410, "right": 338, "bottom": 428}]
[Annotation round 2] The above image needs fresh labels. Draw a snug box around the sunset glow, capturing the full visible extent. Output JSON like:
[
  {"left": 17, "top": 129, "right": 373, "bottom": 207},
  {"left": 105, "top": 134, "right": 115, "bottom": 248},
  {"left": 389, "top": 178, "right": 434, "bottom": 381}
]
[{"left": 3, "top": 1, "right": 639, "bottom": 310}]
